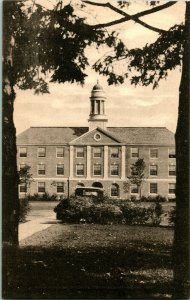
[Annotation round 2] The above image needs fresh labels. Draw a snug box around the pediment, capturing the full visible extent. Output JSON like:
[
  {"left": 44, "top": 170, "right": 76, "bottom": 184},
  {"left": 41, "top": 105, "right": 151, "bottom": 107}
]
[{"left": 70, "top": 127, "right": 121, "bottom": 145}]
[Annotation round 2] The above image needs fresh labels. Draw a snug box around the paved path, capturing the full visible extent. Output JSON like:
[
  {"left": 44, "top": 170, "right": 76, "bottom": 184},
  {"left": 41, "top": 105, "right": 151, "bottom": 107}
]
[{"left": 19, "top": 201, "right": 59, "bottom": 241}]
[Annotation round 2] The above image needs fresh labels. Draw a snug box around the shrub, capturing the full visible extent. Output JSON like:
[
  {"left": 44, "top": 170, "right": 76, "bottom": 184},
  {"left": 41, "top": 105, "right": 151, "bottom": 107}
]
[
  {"left": 121, "top": 202, "right": 153, "bottom": 225},
  {"left": 56, "top": 195, "right": 163, "bottom": 226},
  {"left": 168, "top": 207, "right": 176, "bottom": 226},
  {"left": 26, "top": 193, "right": 58, "bottom": 201},
  {"left": 92, "top": 204, "right": 124, "bottom": 224},
  {"left": 19, "top": 198, "right": 31, "bottom": 222},
  {"left": 151, "top": 202, "right": 163, "bottom": 226},
  {"left": 140, "top": 195, "right": 167, "bottom": 202}
]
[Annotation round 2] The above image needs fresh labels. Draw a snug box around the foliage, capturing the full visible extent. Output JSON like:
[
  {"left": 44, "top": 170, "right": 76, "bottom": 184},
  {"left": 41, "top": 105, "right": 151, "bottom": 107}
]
[
  {"left": 19, "top": 198, "right": 30, "bottom": 223},
  {"left": 18, "top": 165, "right": 34, "bottom": 195},
  {"left": 55, "top": 195, "right": 164, "bottom": 226},
  {"left": 26, "top": 192, "right": 57, "bottom": 201},
  {"left": 168, "top": 207, "right": 176, "bottom": 226},
  {"left": 140, "top": 195, "right": 167, "bottom": 202},
  {"left": 7, "top": 2, "right": 117, "bottom": 93},
  {"left": 93, "top": 24, "right": 184, "bottom": 87},
  {"left": 120, "top": 202, "right": 163, "bottom": 226},
  {"left": 126, "top": 158, "right": 146, "bottom": 197}
]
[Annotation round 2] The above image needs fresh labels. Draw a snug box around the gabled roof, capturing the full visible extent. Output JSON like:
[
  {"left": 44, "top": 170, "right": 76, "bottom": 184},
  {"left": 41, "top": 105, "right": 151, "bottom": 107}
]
[
  {"left": 70, "top": 127, "right": 121, "bottom": 145},
  {"left": 17, "top": 126, "right": 175, "bottom": 146}
]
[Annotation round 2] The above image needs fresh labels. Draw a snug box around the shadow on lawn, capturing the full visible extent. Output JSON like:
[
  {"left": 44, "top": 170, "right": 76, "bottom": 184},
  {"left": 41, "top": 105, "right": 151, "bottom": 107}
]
[{"left": 3, "top": 241, "right": 173, "bottom": 299}]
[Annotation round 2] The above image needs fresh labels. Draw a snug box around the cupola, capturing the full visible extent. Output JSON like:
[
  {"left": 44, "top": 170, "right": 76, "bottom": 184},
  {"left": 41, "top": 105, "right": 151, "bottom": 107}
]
[{"left": 88, "top": 81, "right": 108, "bottom": 131}]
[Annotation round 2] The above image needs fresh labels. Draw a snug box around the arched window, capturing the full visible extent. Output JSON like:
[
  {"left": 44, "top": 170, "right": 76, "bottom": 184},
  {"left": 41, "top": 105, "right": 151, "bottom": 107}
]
[
  {"left": 92, "top": 182, "right": 103, "bottom": 188},
  {"left": 111, "top": 183, "right": 119, "bottom": 197}
]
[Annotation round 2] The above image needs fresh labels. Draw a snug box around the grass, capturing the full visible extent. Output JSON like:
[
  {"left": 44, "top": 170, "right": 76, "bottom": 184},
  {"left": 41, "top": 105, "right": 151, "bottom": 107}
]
[{"left": 4, "top": 224, "right": 174, "bottom": 299}]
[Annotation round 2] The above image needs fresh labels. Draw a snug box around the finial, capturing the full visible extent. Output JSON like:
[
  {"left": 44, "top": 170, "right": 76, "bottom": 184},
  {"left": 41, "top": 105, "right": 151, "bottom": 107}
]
[{"left": 97, "top": 79, "right": 99, "bottom": 84}]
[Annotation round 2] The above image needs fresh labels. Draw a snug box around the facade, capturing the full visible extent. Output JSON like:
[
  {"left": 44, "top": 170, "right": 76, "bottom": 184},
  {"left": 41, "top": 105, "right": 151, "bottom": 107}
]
[{"left": 17, "top": 83, "right": 176, "bottom": 199}]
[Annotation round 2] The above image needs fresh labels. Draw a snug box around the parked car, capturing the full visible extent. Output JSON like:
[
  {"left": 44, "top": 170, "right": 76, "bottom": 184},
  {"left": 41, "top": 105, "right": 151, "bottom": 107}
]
[
  {"left": 54, "top": 187, "right": 105, "bottom": 220},
  {"left": 75, "top": 186, "right": 104, "bottom": 197}
]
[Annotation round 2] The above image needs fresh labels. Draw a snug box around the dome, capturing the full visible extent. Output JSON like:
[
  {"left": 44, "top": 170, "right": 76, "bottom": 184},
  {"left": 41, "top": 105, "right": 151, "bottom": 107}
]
[{"left": 92, "top": 81, "right": 103, "bottom": 91}]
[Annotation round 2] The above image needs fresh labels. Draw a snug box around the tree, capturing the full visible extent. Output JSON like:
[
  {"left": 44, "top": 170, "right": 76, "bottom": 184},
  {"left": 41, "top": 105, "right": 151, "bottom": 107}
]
[
  {"left": 3, "top": 0, "right": 189, "bottom": 297},
  {"left": 18, "top": 165, "right": 34, "bottom": 198},
  {"left": 3, "top": 0, "right": 108, "bottom": 246},
  {"left": 127, "top": 158, "right": 146, "bottom": 198},
  {"left": 80, "top": 2, "right": 189, "bottom": 297}
]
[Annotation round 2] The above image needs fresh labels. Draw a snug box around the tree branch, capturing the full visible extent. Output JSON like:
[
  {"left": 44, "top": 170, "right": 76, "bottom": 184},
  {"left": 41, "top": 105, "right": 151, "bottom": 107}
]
[{"left": 83, "top": 1, "right": 177, "bottom": 34}]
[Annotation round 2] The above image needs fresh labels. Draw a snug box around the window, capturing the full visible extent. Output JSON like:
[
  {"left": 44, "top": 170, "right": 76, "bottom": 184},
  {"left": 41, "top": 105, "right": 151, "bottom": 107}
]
[
  {"left": 56, "top": 147, "right": 64, "bottom": 158},
  {"left": 76, "top": 147, "right": 84, "bottom": 158},
  {"left": 20, "top": 147, "right": 27, "bottom": 157},
  {"left": 38, "top": 164, "right": 45, "bottom": 175},
  {"left": 38, "top": 182, "right": 45, "bottom": 193},
  {"left": 56, "top": 164, "right": 64, "bottom": 175},
  {"left": 93, "top": 164, "right": 102, "bottom": 176},
  {"left": 169, "top": 165, "right": 176, "bottom": 176},
  {"left": 57, "top": 182, "right": 64, "bottom": 193},
  {"left": 150, "top": 165, "right": 158, "bottom": 176},
  {"left": 76, "top": 164, "right": 84, "bottom": 176},
  {"left": 169, "top": 148, "right": 176, "bottom": 158},
  {"left": 19, "top": 183, "right": 26, "bottom": 193},
  {"left": 131, "top": 184, "right": 138, "bottom": 194},
  {"left": 150, "top": 148, "right": 158, "bottom": 158},
  {"left": 93, "top": 147, "right": 102, "bottom": 158},
  {"left": 131, "top": 147, "right": 139, "bottom": 158},
  {"left": 169, "top": 183, "right": 176, "bottom": 194},
  {"left": 111, "top": 184, "right": 119, "bottom": 197},
  {"left": 110, "top": 147, "right": 119, "bottom": 158},
  {"left": 94, "top": 133, "right": 101, "bottom": 141},
  {"left": 150, "top": 183, "right": 157, "bottom": 194},
  {"left": 38, "top": 147, "right": 46, "bottom": 157},
  {"left": 110, "top": 164, "right": 119, "bottom": 176}
]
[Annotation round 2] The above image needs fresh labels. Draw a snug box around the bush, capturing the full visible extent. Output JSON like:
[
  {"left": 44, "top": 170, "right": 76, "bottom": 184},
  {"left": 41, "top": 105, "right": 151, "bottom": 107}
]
[
  {"left": 140, "top": 195, "right": 167, "bottom": 202},
  {"left": 168, "top": 207, "right": 176, "bottom": 226},
  {"left": 26, "top": 193, "right": 58, "bottom": 201},
  {"left": 19, "top": 198, "right": 31, "bottom": 222},
  {"left": 151, "top": 202, "right": 164, "bottom": 226},
  {"left": 121, "top": 202, "right": 153, "bottom": 225},
  {"left": 58, "top": 196, "right": 163, "bottom": 226},
  {"left": 92, "top": 204, "right": 124, "bottom": 224}
]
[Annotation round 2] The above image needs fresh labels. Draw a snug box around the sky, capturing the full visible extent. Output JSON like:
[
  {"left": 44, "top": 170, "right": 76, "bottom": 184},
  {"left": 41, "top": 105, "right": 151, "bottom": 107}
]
[{"left": 14, "top": 1, "right": 185, "bottom": 134}]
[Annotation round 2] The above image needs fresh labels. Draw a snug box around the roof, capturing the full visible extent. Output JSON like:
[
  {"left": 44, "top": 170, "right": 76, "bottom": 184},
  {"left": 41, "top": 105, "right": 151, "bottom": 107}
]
[
  {"left": 108, "top": 127, "right": 175, "bottom": 145},
  {"left": 17, "top": 126, "right": 175, "bottom": 146},
  {"left": 92, "top": 82, "right": 103, "bottom": 91}
]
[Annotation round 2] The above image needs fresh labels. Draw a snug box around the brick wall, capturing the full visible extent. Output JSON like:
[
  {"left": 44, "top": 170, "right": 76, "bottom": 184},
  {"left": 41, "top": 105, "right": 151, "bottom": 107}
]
[{"left": 17, "top": 144, "right": 176, "bottom": 199}]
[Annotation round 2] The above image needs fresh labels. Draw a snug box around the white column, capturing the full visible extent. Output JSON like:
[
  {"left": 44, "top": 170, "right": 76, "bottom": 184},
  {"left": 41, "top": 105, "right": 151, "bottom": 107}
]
[
  {"left": 121, "top": 146, "right": 126, "bottom": 179},
  {"left": 69, "top": 146, "right": 73, "bottom": 179},
  {"left": 87, "top": 146, "right": 91, "bottom": 179},
  {"left": 104, "top": 146, "right": 108, "bottom": 179}
]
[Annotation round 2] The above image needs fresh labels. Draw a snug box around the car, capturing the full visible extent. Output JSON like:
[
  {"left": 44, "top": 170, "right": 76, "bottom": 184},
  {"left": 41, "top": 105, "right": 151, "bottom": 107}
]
[
  {"left": 54, "top": 187, "right": 105, "bottom": 220},
  {"left": 75, "top": 186, "right": 104, "bottom": 197}
]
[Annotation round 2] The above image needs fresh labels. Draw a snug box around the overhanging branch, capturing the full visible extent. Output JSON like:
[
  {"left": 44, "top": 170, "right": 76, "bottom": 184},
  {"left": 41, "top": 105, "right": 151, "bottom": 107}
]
[{"left": 83, "top": 1, "right": 177, "bottom": 34}]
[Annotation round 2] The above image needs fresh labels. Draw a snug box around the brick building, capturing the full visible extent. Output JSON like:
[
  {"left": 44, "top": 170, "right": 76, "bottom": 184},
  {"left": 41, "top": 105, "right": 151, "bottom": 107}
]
[{"left": 17, "top": 82, "right": 176, "bottom": 199}]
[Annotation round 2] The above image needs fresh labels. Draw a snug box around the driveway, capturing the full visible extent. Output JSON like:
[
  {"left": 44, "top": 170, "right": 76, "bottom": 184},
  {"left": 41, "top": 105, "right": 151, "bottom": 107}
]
[{"left": 19, "top": 201, "right": 59, "bottom": 241}]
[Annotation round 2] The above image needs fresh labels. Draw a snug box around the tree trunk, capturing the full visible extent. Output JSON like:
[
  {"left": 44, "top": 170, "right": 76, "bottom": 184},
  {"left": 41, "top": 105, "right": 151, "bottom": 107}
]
[
  {"left": 3, "top": 0, "right": 19, "bottom": 247},
  {"left": 173, "top": 2, "right": 190, "bottom": 298}
]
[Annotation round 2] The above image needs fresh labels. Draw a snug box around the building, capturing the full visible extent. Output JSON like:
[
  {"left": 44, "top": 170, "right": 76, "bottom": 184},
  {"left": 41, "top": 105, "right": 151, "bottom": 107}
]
[{"left": 17, "top": 82, "right": 176, "bottom": 199}]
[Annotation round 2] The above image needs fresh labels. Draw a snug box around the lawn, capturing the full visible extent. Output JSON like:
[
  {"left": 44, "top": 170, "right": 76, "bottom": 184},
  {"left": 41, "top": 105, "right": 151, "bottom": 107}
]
[{"left": 4, "top": 224, "right": 174, "bottom": 299}]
